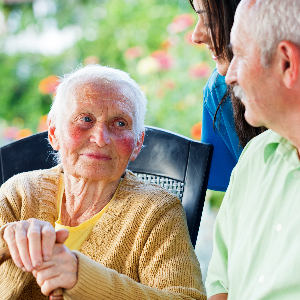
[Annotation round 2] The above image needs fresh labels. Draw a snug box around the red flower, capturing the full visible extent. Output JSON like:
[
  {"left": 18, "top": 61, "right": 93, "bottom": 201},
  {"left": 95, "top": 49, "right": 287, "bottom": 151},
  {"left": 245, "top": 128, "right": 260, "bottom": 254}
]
[
  {"left": 168, "top": 14, "right": 195, "bottom": 34},
  {"left": 189, "top": 63, "right": 211, "bottom": 79},
  {"left": 191, "top": 122, "right": 202, "bottom": 140},
  {"left": 151, "top": 50, "right": 173, "bottom": 70},
  {"left": 38, "top": 75, "right": 59, "bottom": 95}
]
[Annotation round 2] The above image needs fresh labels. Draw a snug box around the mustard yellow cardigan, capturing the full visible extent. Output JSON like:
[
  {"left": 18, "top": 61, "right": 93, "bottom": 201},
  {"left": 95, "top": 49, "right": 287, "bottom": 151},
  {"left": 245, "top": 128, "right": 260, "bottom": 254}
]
[{"left": 0, "top": 165, "right": 206, "bottom": 300}]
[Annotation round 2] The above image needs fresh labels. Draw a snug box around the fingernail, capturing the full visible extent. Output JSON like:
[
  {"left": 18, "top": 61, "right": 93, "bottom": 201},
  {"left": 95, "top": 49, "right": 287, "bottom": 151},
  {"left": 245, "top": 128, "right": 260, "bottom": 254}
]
[
  {"left": 43, "top": 255, "right": 50, "bottom": 261},
  {"left": 22, "top": 267, "right": 26, "bottom": 272}
]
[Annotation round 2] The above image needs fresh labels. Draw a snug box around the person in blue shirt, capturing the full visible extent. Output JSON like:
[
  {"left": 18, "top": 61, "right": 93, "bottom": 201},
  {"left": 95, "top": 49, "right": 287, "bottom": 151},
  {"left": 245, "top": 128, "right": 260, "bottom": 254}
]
[{"left": 189, "top": 0, "right": 266, "bottom": 191}]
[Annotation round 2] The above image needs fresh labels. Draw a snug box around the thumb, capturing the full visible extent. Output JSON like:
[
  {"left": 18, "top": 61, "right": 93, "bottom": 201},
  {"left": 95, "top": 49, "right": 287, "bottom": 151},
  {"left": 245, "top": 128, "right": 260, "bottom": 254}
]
[{"left": 55, "top": 229, "right": 69, "bottom": 244}]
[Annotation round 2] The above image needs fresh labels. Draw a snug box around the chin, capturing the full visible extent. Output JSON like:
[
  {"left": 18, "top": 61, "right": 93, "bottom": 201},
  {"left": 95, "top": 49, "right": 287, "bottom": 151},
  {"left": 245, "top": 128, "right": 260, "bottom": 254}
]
[
  {"left": 216, "top": 59, "right": 230, "bottom": 77},
  {"left": 244, "top": 112, "right": 263, "bottom": 128},
  {"left": 216, "top": 64, "right": 228, "bottom": 76}
]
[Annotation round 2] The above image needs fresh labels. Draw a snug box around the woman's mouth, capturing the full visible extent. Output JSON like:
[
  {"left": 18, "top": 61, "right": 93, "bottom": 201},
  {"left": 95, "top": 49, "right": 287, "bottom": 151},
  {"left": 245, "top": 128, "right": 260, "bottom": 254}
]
[
  {"left": 83, "top": 153, "right": 111, "bottom": 160},
  {"left": 207, "top": 46, "right": 224, "bottom": 61}
]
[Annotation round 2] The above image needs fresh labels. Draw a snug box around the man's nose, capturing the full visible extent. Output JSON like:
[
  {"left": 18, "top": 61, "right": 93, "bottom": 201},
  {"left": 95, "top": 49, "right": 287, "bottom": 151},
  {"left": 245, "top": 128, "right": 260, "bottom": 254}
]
[
  {"left": 225, "top": 56, "right": 238, "bottom": 85},
  {"left": 90, "top": 124, "right": 111, "bottom": 147}
]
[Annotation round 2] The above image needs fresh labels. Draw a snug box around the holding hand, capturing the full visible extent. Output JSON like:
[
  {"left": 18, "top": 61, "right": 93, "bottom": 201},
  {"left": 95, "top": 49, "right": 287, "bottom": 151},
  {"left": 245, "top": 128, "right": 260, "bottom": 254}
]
[
  {"left": 32, "top": 230, "right": 78, "bottom": 296},
  {"left": 3, "top": 219, "right": 78, "bottom": 296},
  {"left": 3, "top": 218, "right": 60, "bottom": 272}
]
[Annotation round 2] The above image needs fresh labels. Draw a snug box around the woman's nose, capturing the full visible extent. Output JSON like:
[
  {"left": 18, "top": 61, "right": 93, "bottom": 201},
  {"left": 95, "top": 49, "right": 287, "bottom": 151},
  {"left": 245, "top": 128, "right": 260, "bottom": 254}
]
[
  {"left": 191, "top": 19, "right": 209, "bottom": 45},
  {"left": 90, "top": 124, "right": 111, "bottom": 147}
]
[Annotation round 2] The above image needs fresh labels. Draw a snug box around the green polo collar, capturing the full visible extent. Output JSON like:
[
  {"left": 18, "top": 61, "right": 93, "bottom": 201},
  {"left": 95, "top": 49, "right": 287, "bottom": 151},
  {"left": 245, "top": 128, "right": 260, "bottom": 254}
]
[{"left": 263, "top": 131, "right": 300, "bottom": 168}]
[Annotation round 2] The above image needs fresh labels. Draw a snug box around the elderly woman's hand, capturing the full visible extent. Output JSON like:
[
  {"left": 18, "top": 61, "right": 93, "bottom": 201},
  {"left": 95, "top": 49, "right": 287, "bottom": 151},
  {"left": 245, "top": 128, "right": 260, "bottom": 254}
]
[
  {"left": 32, "top": 237, "right": 78, "bottom": 296},
  {"left": 3, "top": 218, "right": 68, "bottom": 272}
]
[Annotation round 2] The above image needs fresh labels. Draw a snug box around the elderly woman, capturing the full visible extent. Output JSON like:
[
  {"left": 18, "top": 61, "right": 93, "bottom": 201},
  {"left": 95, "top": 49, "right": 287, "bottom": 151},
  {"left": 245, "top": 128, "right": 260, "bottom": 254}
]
[{"left": 0, "top": 65, "right": 206, "bottom": 300}]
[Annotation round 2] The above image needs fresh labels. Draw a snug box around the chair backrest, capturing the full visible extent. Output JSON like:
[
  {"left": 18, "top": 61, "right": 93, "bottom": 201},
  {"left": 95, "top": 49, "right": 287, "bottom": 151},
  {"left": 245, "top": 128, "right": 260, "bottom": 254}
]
[{"left": 0, "top": 126, "right": 213, "bottom": 247}]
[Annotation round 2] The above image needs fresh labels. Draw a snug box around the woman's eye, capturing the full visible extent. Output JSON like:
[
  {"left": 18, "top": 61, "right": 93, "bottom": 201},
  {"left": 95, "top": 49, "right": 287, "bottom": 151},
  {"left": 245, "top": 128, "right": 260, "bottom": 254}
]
[
  {"left": 115, "top": 120, "right": 126, "bottom": 127},
  {"left": 81, "top": 116, "right": 93, "bottom": 123}
]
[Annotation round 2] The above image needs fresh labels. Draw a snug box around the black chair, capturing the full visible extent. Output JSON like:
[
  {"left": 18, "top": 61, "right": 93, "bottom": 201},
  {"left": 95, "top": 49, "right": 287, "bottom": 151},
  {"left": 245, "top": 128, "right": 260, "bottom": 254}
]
[{"left": 0, "top": 126, "right": 213, "bottom": 247}]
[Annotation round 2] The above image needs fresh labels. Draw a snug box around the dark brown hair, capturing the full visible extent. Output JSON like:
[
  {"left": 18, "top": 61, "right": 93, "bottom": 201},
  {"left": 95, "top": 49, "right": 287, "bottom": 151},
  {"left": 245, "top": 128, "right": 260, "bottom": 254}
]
[{"left": 189, "top": 0, "right": 266, "bottom": 146}]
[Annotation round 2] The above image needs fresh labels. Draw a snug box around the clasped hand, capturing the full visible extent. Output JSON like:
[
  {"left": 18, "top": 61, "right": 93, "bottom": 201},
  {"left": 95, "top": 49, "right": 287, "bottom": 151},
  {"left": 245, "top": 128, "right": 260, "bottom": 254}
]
[{"left": 3, "top": 218, "right": 78, "bottom": 296}]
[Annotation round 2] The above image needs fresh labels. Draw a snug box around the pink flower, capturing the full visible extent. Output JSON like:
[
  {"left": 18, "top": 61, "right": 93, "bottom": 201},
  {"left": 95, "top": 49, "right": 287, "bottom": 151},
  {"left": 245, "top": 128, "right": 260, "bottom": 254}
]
[
  {"left": 3, "top": 127, "right": 19, "bottom": 140},
  {"left": 189, "top": 63, "right": 211, "bottom": 79},
  {"left": 168, "top": 14, "right": 195, "bottom": 34},
  {"left": 124, "top": 47, "right": 144, "bottom": 60},
  {"left": 151, "top": 50, "right": 173, "bottom": 70}
]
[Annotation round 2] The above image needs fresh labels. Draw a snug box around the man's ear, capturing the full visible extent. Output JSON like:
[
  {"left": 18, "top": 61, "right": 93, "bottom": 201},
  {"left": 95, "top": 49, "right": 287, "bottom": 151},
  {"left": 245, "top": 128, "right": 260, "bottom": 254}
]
[
  {"left": 278, "top": 41, "right": 300, "bottom": 88},
  {"left": 48, "top": 119, "right": 60, "bottom": 151},
  {"left": 130, "top": 131, "right": 145, "bottom": 161}
]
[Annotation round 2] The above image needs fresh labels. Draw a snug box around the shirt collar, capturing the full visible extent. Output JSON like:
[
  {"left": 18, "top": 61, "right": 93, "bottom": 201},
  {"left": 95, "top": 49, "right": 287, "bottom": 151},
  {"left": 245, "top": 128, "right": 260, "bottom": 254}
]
[{"left": 264, "top": 131, "right": 300, "bottom": 168}]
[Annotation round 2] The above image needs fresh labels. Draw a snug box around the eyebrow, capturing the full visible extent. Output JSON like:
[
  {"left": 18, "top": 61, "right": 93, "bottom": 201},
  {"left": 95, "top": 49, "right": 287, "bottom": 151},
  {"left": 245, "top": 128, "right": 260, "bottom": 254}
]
[{"left": 195, "top": 10, "right": 206, "bottom": 14}]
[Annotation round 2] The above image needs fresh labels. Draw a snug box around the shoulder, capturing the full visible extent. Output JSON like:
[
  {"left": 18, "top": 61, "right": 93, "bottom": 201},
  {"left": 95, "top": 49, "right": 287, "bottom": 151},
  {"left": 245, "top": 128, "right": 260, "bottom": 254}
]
[
  {"left": 1, "top": 164, "right": 62, "bottom": 193},
  {"left": 203, "top": 69, "right": 227, "bottom": 99}
]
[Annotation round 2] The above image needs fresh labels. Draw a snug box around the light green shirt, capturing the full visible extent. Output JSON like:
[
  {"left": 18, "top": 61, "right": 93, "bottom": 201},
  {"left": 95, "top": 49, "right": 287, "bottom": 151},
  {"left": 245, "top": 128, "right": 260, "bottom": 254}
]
[{"left": 206, "top": 130, "right": 300, "bottom": 300}]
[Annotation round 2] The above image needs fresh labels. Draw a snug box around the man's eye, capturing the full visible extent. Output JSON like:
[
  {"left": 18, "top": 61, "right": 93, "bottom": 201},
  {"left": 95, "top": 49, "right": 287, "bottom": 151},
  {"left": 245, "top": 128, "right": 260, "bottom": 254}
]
[{"left": 81, "top": 116, "right": 93, "bottom": 123}]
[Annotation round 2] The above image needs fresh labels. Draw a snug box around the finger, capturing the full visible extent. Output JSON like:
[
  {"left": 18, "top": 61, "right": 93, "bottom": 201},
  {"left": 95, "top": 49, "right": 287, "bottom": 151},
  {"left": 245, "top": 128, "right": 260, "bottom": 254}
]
[
  {"left": 27, "top": 219, "right": 43, "bottom": 268},
  {"left": 39, "top": 275, "right": 61, "bottom": 296},
  {"left": 15, "top": 221, "right": 33, "bottom": 271},
  {"left": 41, "top": 224, "right": 56, "bottom": 262},
  {"left": 3, "top": 225, "right": 24, "bottom": 269},
  {"left": 34, "top": 245, "right": 78, "bottom": 293},
  {"left": 55, "top": 229, "right": 69, "bottom": 244}
]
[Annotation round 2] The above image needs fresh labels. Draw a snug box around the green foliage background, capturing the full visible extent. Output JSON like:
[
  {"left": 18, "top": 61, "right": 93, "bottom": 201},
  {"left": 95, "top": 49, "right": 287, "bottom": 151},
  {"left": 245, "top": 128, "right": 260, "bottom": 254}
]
[{"left": 0, "top": 0, "right": 215, "bottom": 138}]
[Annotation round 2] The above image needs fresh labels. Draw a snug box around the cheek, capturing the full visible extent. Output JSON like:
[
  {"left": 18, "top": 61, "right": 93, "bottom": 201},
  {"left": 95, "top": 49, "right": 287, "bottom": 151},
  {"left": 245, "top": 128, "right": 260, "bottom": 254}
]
[
  {"left": 115, "top": 134, "right": 135, "bottom": 157},
  {"left": 60, "top": 125, "right": 87, "bottom": 151}
]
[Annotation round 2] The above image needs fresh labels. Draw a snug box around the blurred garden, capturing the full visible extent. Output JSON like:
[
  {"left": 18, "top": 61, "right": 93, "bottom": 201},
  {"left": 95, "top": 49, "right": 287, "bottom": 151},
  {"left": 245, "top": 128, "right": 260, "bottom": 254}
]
[{"left": 0, "top": 0, "right": 215, "bottom": 145}]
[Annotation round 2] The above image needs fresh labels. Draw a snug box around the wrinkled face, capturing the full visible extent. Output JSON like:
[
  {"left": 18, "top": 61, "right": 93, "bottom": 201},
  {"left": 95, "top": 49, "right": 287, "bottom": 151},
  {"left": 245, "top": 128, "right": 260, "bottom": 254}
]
[
  {"left": 192, "top": 0, "right": 230, "bottom": 76},
  {"left": 49, "top": 80, "right": 143, "bottom": 182},
  {"left": 225, "top": 5, "right": 281, "bottom": 128}
]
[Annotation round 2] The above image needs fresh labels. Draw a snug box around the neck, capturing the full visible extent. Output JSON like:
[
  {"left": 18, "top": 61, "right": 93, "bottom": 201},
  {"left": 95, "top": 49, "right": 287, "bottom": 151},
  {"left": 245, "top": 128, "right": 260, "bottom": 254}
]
[{"left": 61, "top": 171, "right": 121, "bottom": 226}]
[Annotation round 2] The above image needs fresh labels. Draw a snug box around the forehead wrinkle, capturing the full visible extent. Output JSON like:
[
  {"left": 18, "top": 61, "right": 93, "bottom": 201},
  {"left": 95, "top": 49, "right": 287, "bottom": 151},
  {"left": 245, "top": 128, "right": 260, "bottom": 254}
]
[{"left": 73, "top": 81, "right": 133, "bottom": 106}]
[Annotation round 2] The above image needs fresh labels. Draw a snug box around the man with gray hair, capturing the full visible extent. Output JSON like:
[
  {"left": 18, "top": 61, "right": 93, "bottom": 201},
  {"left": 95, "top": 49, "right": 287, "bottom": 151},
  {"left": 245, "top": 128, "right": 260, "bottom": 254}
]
[{"left": 205, "top": 0, "right": 300, "bottom": 299}]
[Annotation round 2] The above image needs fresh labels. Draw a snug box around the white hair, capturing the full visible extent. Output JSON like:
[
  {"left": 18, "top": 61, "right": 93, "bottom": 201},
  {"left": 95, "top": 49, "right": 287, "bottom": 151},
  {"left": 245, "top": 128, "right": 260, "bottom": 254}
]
[
  {"left": 239, "top": 0, "right": 300, "bottom": 67},
  {"left": 48, "top": 64, "right": 147, "bottom": 138}
]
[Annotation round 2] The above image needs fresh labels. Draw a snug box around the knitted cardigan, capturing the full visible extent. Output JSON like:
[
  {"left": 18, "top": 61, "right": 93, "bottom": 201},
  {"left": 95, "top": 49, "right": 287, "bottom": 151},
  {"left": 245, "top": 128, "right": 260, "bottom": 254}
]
[{"left": 0, "top": 165, "right": 206, "bottom": 300}]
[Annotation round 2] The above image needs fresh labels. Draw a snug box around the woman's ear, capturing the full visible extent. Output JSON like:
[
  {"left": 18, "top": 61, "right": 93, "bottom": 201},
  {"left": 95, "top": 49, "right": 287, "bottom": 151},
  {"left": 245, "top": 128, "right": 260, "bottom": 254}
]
[
  {"left": 48, "top": 119, "right": 60, "bottom": 151},
  {"left": 278, "top": 41, "right": 300, "bottom": 89},
  {"left": 130, "top": 131, "right": 145, "bottom": 161}
]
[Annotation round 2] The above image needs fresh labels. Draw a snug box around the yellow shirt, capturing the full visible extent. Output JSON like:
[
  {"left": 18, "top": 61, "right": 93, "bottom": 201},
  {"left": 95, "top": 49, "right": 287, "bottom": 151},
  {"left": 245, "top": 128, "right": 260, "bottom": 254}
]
[{"left": 55, "top": 174, "right": 122, "bottom": 250}]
